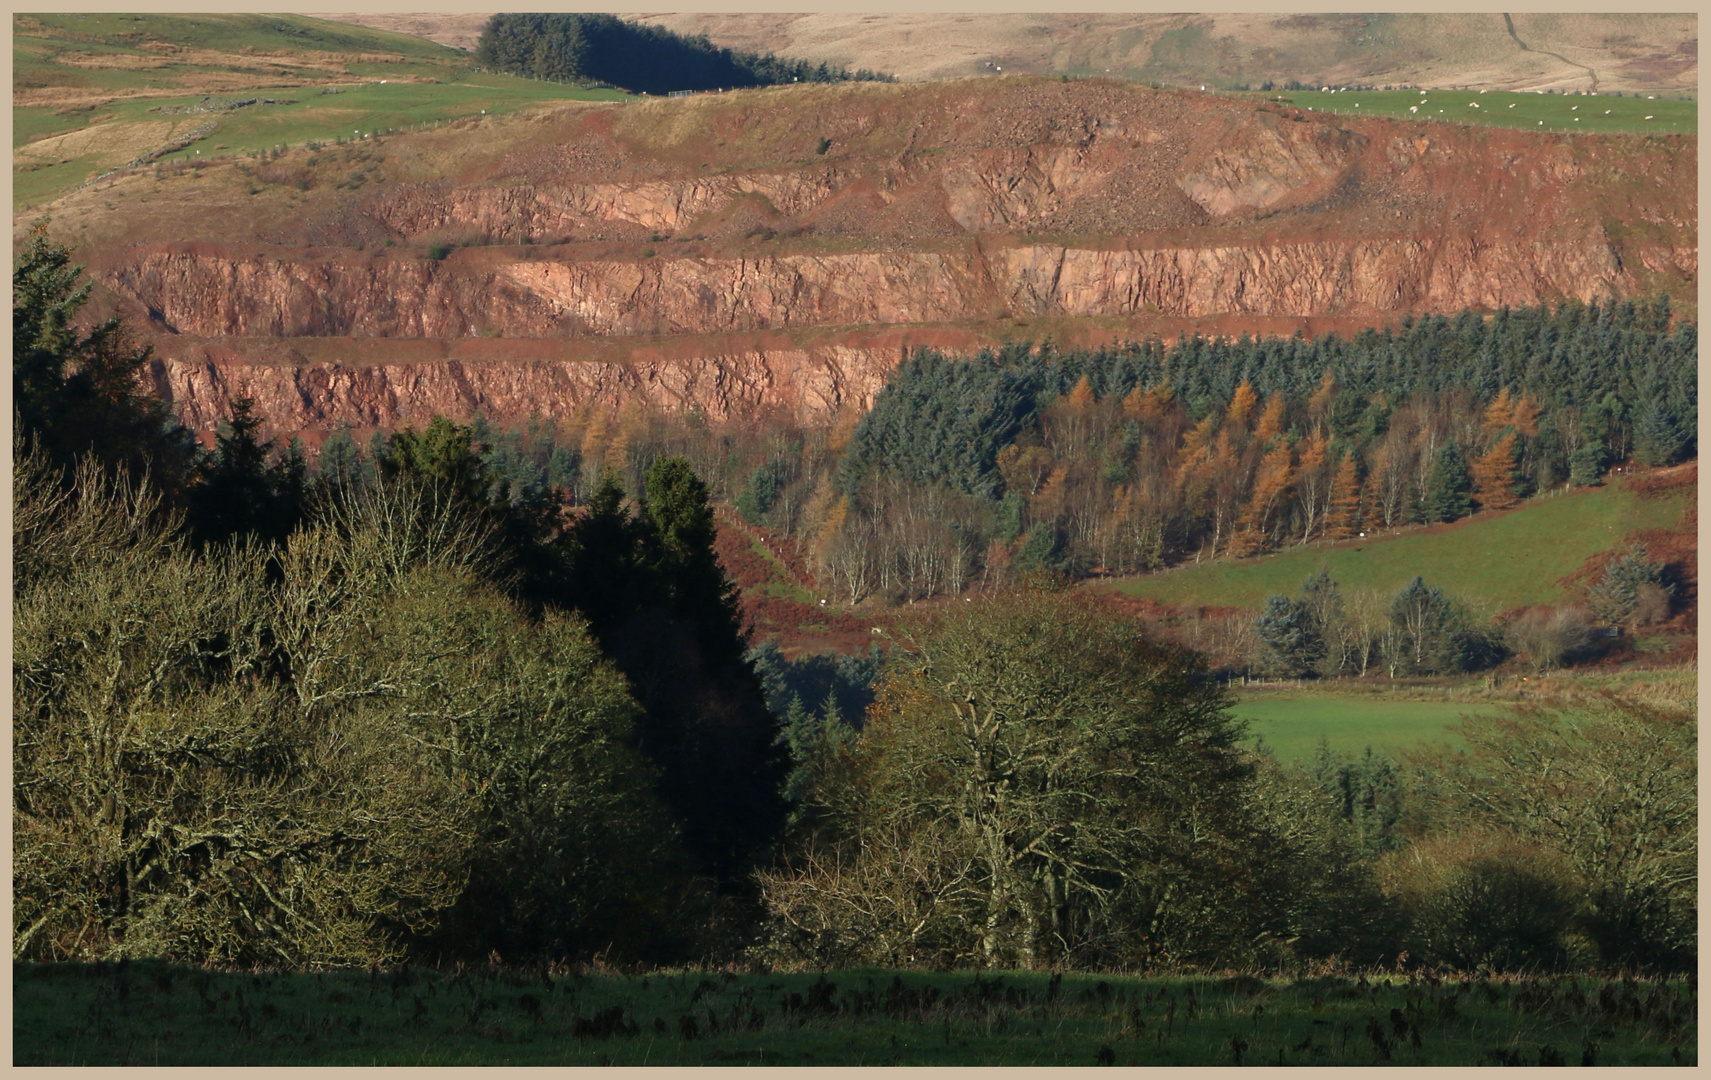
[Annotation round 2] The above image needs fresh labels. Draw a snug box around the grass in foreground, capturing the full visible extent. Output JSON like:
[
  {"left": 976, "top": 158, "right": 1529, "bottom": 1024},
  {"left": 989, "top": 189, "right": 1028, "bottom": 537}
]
[
  {"left": 14, "top": 960, "right": 1694, "bottom": 1066},
  {"left": 1111, "top": 480, "right": 1688, "bottom": 613}
]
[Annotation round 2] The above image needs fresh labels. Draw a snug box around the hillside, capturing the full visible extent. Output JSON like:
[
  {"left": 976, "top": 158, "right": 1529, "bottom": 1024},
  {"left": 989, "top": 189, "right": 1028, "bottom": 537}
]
[
  {"left": 1111, "top": 467, "right": 1695, "bottom": 616},
  {"left": 13, "top": 13, "right": 627, "bottom": 210},
  {"left": 318, "top": 13, "right": 1698, "bottom": 95},
  {"left": 20, "top": 73, "right": 1696, "bottom": 448}
]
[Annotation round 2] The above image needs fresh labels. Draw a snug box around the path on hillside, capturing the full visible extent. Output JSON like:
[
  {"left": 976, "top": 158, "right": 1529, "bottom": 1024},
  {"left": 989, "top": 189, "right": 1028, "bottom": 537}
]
[{"left": 1503, "top": 13, "right": 1599, "bottom": 92}]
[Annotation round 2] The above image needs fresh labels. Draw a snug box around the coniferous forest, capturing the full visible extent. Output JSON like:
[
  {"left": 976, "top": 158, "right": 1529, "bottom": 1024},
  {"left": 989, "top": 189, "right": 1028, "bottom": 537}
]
[
  {"left": 12, "top": 224, "right": 1696, "bottom": 983},
  {"left": 475, "top": 14, "right": 893, "bottom": 95}
]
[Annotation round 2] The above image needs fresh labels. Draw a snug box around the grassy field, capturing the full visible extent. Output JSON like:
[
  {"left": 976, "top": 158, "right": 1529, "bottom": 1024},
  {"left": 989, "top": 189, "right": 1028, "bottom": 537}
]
[
  {"left": 1231, "top": 692, "right": 1486, "bottom": 763},
  {"left": 1111, "top": 480, "right": 1689, "bottom": 613},
  {"left": 1242, "top": 87, "right": 1695, "bottom": 135},
  {"left": 13, "top": 13, "right": 628, "bottom": 210},
  {"left": 14, "top": 959, "right": 1694, "bottom": 1066}
]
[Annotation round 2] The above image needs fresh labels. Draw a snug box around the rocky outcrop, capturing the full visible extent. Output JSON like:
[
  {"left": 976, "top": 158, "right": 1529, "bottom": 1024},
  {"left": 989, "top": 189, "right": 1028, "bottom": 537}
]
[
  {"left": 109, "top": 234, "right": 1668, "bottom": 340},
  {"left": 146, "top": 335, "right": 920, "bottom": 435},
  {"left": 54, "top": 78, "right": 1694, "bottom": 442}
]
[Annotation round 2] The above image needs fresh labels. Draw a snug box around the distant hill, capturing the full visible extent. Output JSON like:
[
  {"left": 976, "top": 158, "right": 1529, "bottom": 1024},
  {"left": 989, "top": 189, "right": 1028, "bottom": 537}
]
[{"left": 313, "top": 12, "right": 1697, "bottom": 93}]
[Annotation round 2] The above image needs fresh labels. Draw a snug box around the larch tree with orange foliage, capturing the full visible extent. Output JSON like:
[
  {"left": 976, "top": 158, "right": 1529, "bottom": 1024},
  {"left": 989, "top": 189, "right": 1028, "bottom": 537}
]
[
  {"left": 1045, "top": 375, "right": 1099, "bottom": 461},
  {"left": 1226, "top": 380, "right": 1258, "bottom": 430},
  {"left": 1471, "top": 431, "right": 1521, "bottom": 511},
  {"left": 1255, "top": 393, "right": 1288, "bottom": 445},
  {"left": 1326, "top": 450, "right": 1363, "bottom": 539},
  {"left": 1482, "top": 387, "right": 1516, "bottom": 434},
  {"left": 1234, "top": 441, "right": 1294, "bottom": 556}
]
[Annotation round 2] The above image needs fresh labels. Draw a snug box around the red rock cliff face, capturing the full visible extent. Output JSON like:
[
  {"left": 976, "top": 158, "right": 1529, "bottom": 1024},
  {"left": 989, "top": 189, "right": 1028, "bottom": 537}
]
[{"left": 56, "top": 78, "right": 1695, "bottom": 441}]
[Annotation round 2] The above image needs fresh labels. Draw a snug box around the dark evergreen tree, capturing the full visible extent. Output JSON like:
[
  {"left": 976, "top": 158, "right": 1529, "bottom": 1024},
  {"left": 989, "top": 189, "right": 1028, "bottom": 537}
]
[
  {"left": 560, "top": 461, "right": 787, "bottom": 894},
  {"left": 1254, "top": 595, "right": 1323, "bottom": 676},
  {"left": 188, "top": 398, "right": 307, "bottom": 546},
  {"left": 1309, "top": 741, "right": 1405, "bottom": 857},
  {"left": 1632, "top": 402, "right": 1686, "bottom": 467},
  {"left": 547, "top": 445, "right": 580, "bottom": 492},
  {"left": 1585, "top": 544, "right": 1674, "bottom": 627},
  {"left": 475, "top": 13, "right": 892, "bottom": 95},
  {"left": 316, "top": 422, "right": 363, "bottom": 490},
  {"left": 1423, "top": 441, "right": 1474, "bottom": 523},
  {"left": 379, "top": 416, "right": 493, "bottom": 505},
  {"left": 736, "top": 458, "right": 788, "bottom": 523},
  {"left": 1013, "top": 521, "right": 1070, "bottom": 575},
  {"left": 1569, "top": 437, "right": 1607, "bottom": 486},
  {"left": 13, "top": 219, "right": 197, "bottom": 491}
]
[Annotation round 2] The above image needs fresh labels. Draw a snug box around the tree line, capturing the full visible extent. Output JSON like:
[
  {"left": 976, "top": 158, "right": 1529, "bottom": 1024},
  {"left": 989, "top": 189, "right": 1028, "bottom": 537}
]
[
  {"left": 307, "top": 297, "right": 1694, "bottom": 617},
  {"left": 475, "top": 14, "right": 894, "bottom": 96}
]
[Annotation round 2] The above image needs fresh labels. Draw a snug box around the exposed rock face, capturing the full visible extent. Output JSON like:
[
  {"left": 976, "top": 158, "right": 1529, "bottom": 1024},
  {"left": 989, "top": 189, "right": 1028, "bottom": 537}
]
[
  {"left": 144, "top": 335, "right": 919, "bottom": 438},
  {"left": 115, "top": 234, "right": 1654, "bottom": 342},
  {"left": 55, "top": 78, "right": 1695, "bottom": 442}
]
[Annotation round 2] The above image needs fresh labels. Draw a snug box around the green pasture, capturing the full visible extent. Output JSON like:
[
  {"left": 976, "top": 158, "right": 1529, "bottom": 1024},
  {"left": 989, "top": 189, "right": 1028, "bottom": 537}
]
[
  {"left": 1231, "top": 691, "right": 1487, "bottom": 763},
  {"left": 1112, "top": 481, "right": 1688, "bottom": 613},
  {"left": 14, "top": 12, "right": 631, "bottom": 208},
  {"left": 151, "top": 77, "right": 628, "bottom": 160},
  {"left": 15, "top": 77, "right": 628, "bottom": 209},
  {"left": 14, "top": 959, "right": 1693, "bottom": 1066},
  {"left": 1242, "top": 87, "right": 1695, "bottom": 135}
]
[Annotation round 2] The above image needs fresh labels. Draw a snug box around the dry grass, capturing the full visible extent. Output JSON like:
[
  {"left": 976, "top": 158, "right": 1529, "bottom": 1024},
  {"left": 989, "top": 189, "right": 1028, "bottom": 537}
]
[
  {"left": 15, "top": 120, "right": 180, "bottom": 164},
  {"left": 305, "top": 12, "right": 489, "bottom": 53},
  {"left": 607, "top": 13, "right": 1694, "bottom": 93},
  {"left": 315, "top": 13, "right": 1696, "bottom": 95}
]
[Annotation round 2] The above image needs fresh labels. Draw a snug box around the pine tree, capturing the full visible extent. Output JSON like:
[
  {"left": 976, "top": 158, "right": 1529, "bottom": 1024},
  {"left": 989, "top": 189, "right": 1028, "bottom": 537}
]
[
  {"left": 379, "top": 416, "right": 494, "bottom": 505},
  {"left": 189, "top": 397, "right": 304, "bottom": 545},
  {"left": 1585, "top": 544, "right": 1674, "bottom": 627},
  {"left": 13, "top": 219, "right": 195, "bottom": 488},
  {"left": 1423, "top": 441, "right": 1473, "bottom": 523},
  {"left": 547, "top": 445, "right": 580, "bottom": 492},
  {"left": 641, "top": 455, "right": 747, "bottom": 663}
]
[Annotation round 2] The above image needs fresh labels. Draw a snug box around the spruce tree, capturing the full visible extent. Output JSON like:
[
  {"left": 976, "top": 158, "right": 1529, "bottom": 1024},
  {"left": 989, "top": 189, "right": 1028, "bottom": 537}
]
[
  {"left": 316, "top": 422, "right": 362, "bottom": 490},
  {"left": 1254, "top": 594, "right": 1322, "bottom": 676},
  {"left": 1569, "top": 438, "right": 1606, "bottom": 486},
  {"left": 1632, "top": 403, "right": 1685, "bottom": 467},
  {"left": 13, "top": 219, "right": 196, "bottom": 490},
  {"left": 1423, "top": 441, "right": 1473, "bottom": 523}
]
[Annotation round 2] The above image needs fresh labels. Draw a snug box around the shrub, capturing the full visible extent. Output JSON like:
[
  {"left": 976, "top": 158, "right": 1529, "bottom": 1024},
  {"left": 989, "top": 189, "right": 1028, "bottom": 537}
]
[
  {"left": 1585, "top": 543, "right": 1674, "bottom": 627},
  {"left": 1381, "top": 835, "right": 1583, "bottom": 972},
  {"left": 1503, "top": 606, "right": 1598, "bottom": 673}
]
